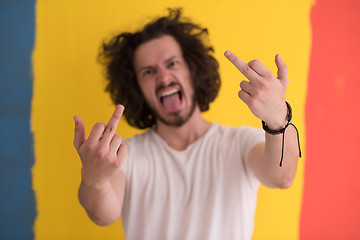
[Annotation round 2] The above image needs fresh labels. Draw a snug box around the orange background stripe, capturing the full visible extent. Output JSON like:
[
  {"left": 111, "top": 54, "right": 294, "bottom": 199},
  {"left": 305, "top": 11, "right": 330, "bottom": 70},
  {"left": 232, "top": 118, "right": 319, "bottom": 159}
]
[{"left": 301, "top": 0, "right": 360, "bottom": 238}]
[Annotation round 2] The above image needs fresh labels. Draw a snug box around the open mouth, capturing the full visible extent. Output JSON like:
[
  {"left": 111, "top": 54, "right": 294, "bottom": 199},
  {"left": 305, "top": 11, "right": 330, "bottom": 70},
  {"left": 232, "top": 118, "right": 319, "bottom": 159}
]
[
  {"left": 160, "top": 89, "right": 182, "bottom": 103},
  {"left": 159, "top": 88, "right": 183, "bottom": 113}
]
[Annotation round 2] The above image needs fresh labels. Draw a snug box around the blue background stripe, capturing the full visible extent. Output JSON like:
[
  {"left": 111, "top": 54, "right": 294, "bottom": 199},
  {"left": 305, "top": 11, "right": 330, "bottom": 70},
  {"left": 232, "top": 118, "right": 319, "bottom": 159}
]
[{"left": 0, "top": 0, "right": 36, "bottom": 239}]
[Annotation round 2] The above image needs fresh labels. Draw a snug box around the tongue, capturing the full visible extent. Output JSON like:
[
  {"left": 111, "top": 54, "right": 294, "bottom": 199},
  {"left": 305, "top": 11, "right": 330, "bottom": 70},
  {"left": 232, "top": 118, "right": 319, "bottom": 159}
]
[{"left": 162, "top": 93, "right": 181, "bottom": 112}]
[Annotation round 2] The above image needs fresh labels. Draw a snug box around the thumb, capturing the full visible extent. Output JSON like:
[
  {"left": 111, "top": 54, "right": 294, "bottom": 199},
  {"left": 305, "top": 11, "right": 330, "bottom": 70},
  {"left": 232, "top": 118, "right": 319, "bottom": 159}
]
[
  {"left": 275, "top": 54, "right": 288, "bottom": 83},
  {"left": 73, "top": 116, "right": 86, "bottom": 152}
]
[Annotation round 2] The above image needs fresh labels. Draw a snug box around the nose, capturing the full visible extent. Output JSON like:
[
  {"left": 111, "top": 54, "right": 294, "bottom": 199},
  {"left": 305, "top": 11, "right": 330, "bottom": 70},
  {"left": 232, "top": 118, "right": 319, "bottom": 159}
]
[{"left": 156, "top": 67, "right": 172, "bottom": 86}]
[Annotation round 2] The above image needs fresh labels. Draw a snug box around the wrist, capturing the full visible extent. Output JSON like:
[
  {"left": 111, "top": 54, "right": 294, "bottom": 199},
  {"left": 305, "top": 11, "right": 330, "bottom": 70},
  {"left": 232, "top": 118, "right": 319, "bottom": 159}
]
[
  {"left": 262, "top": 102, "right": 292, "bottom": 135},
  {"left": 264, "top": 119, "right": 287, "bottom": 132},
  {"left": 81, "top": 177, "right": 111, "bottom": 191},
  {"left": 261, "top": 101, "right": 301, "bottom": 167}
]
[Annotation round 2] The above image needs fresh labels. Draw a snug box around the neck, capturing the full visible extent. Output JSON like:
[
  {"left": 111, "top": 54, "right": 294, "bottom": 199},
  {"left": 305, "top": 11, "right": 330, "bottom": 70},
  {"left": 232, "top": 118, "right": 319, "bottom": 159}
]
[{"left": 155, "top": 107, "right": 211, "bottom": 151}]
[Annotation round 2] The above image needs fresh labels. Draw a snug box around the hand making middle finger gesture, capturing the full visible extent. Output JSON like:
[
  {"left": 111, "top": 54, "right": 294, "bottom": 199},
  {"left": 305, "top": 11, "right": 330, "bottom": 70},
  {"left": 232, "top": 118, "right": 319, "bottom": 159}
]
[
  {"left": 73, "top": 105, "right": 128, "bottom": 187},
  {"left": 224, "top": 50, "right": 289, "bottom": 130}
]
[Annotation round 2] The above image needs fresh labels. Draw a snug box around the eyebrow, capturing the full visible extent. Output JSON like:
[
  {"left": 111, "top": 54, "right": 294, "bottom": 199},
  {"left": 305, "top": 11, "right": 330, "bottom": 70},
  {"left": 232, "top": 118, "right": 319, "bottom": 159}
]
[
  {"left": 164, "top": 56, "right": 179, "bottom": 65},
  {"left": 137, "top": 56, "right": 180, "bottom": 72}
]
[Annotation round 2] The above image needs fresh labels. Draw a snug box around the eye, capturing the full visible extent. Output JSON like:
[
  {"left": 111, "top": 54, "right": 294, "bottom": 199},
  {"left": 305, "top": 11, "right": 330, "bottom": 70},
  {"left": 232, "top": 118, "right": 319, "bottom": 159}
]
[
  {"left": 142, "top": 69, "right": 153, "bottom": 77},
  {"left": 168, "top": 60, "right": 178, "bottom": 67}
]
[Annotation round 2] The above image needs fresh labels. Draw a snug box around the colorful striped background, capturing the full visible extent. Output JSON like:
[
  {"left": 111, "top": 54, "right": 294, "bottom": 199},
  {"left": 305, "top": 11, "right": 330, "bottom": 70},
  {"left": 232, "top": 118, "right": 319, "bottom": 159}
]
[{"left": 0, "top": 0, "right": 359, "bottom": 239}]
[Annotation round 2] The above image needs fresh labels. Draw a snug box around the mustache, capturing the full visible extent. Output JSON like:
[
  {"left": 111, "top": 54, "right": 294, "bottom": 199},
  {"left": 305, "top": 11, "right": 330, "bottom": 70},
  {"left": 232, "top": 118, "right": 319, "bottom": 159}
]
[{"left": 155, "top": 82, "right": 183, "bottom": 95}]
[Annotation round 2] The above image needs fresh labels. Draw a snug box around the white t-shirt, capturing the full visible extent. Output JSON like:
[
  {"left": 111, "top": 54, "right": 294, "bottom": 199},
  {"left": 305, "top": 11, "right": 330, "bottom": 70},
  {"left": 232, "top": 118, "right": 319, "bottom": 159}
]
[{"left": 121, "top": 124, "right": 265, "bottom": 240}]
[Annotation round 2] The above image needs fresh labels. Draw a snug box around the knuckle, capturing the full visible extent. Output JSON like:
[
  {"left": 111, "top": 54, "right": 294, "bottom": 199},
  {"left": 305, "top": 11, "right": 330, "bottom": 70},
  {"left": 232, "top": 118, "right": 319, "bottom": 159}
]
[
  {"left": 252, "top": 89, "right": 259, "bottom": 98},
  {"left": 96, "top": 146, "right": 107, "bottom": 158},
  {"left": 113, "top": 134, "right": 123, "bottom": 142},
  {"left": 248, "top": 59, "right": 259, "bottom": 65},
  {"left": 248, "top": 59, "right": 260, "bottom": 69},
  {"left": 83, "top": 142, "right": 94, "bottom": 152},
  {"left": 242, "top": 64, "right": 251, "bottom": 73},
  {"left": 93, "top": 122, "right": 101, "bottom": 128},
  {"left": 105, "top": 125, "right": 114, "bottom": 134},
  {"left": 94, "top": 122, "right": 106, "bottom": 130},
  {"left": 283, "top": 78, "right": 290, "bottom": 85},
  {"left": 257, "top": 80, "right": 268, "bottom": 90},
  {"left": 122, "top": 143, "right": 128, "bottom": 152},
  {"left": 119, "top": 143, "right": 128, "bottom": 155},
  {"left": 112, "top": 159, "right": 122, "bottom": 168},
  {"left": 247, "top": 97, "right": 256, "bottom": 107},
  {"left": 105, "top": 152, "right": 114, "bottom": 162}
]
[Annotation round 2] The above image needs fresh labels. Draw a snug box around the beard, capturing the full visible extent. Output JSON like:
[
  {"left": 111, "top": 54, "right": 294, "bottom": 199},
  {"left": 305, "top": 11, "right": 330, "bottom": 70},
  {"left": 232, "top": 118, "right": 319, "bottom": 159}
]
[{"left": 149, "top": 93, "right": 197, "bottom": 128}]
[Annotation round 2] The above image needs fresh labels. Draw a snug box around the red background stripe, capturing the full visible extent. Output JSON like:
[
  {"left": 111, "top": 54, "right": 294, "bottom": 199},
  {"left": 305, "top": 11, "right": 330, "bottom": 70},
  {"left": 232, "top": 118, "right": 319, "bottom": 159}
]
[{"left": 301, "top": 0, "right": 360, "bottom": 239}]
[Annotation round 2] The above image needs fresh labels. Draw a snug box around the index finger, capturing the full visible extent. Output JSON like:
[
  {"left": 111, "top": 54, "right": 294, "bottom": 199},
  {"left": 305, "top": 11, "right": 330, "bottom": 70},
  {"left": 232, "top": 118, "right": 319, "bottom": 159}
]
[
  {"left": 224, "top": 50, "right": 259, "bottom": 81},
  {"left": 101, "top": 105, "right": 125, "bottom": 143}
]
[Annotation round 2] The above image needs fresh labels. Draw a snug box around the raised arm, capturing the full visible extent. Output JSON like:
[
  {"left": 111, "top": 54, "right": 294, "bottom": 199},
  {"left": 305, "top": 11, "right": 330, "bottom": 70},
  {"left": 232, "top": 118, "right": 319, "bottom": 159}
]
[
  {"left": 73, "top": 105, "right": 127, "bottom": 225},
  {"left": 224, "top": 51, "right": 300, "bottom": 189}
]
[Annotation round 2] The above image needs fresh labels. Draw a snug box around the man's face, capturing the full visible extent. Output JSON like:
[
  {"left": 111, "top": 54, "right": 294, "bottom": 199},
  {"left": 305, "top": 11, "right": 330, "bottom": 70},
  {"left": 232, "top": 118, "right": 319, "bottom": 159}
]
[{"left": 133, "top": 35, "right": 197, "bottom": 127}]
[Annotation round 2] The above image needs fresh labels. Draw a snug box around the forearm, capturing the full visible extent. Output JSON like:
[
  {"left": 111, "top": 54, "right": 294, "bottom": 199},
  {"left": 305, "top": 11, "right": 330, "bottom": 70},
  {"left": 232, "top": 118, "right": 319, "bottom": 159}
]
[
  {"left": 78, "top": 180, "right": 122, "bottom": 226},
  {"left": 261, "top": 125, "right": 300, "bottom": 188},
  {"left": 225, "top": 51, "right": 301, "bottom": 188}
]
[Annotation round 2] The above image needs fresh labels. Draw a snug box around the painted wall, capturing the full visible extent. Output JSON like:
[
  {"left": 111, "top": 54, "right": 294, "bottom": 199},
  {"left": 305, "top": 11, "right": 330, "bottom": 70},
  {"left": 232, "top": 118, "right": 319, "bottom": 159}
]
[
  {"left": 1, "top": 0, "right": 359, "bottom": 239},
  {"left": 31, "top": 1, "right": 310, "bottom": 239},
  {"left": 0, "top": 0, "right": 36, "bottom": 239},
  {"left": 301, "top": 0, "right": 360, "bottom": 239}
]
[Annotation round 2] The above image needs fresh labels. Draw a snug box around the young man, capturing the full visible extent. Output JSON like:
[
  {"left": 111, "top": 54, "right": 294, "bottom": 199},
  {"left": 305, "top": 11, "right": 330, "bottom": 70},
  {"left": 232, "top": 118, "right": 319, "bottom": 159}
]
[{"left": 73, "top": 9, "right": 301, "bottom": 240}]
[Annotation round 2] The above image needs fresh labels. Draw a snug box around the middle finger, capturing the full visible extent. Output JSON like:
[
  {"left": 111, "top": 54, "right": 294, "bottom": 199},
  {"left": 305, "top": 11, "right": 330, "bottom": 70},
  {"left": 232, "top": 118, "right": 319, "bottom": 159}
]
[{"left": 101, "top": 105, "right": 125, "bottom": 144}]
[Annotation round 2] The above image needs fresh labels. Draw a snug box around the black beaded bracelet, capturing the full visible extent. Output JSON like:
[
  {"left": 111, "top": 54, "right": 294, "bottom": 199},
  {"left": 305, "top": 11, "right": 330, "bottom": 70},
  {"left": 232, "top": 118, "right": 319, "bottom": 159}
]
[{"left": 262, "top": 101, "right": 302, "bottom": 167}]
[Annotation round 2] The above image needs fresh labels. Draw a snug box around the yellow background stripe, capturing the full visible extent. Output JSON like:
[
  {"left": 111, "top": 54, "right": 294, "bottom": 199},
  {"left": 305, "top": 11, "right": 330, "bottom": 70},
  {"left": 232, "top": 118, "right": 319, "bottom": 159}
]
[{"left": 32, "top": 0, "right": 312, "bottom": 239}]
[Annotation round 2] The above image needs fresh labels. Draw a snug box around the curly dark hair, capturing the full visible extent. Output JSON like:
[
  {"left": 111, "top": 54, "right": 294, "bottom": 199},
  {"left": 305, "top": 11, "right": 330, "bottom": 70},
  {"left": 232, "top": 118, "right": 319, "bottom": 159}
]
[{"left": 98, "top": 8, "right": 220, "bottom": 129}]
